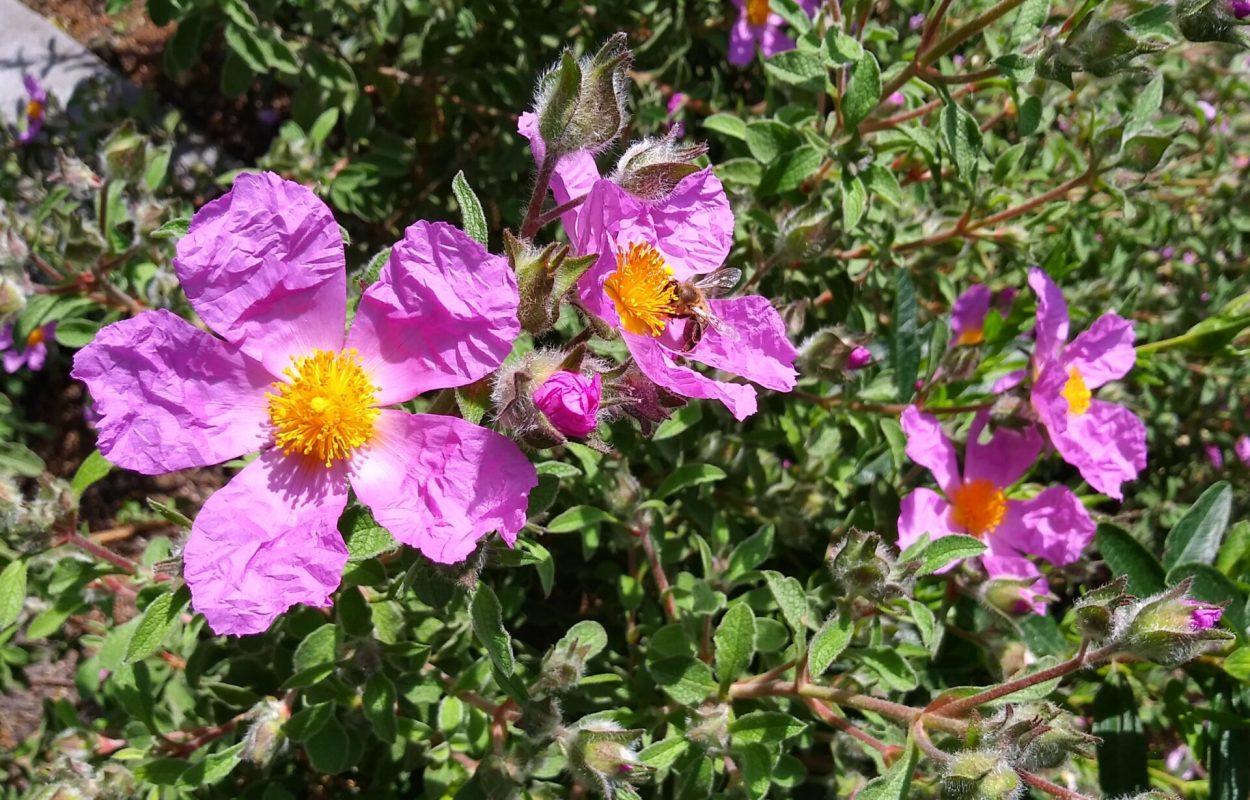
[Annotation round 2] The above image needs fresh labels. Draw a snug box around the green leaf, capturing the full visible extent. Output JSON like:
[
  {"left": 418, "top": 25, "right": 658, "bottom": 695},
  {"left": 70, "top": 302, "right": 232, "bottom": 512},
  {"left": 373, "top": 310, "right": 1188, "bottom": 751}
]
[
  {"left": 1124, "top": 73, "right": 1164, "bottom": 139},
  {"left": 309, "top": 108, "right": 340, "bottom": 145},
  {"left": 71, "top": 450, "right": 113, "bottom": 498},
  {"left": 860, "top": 647, "right": 919, "bottom": 691},
  {"left": 151, "top": 217, "right": 190, "bottom": 241},
  {"left": 769, "top": 0, "right": 814, "bottom": 34},
  {"left": 758, "top": 145, "right": 822, "bottom": 196},
  {"left": 1226, "top": 647, "right": 1250, "bottom": 681},
  {"left": 1008, "top": 0, "right": 1052, "bottom": 49},
  {"left": 363, "top": 673, "right": 398, "bottom": 743},
  {"left": 714, "top": 603, "right": 756, "bottom": 692},
  {"left": 546, "top": 505, "right": 618, "bottom": 533},
  {"left": 648, "top": 657, "right": 716, "bottom": 705},
  {"left": 638, "top": 736, "right": 690, "bottom": 770},
  {"left": 470, "top": 584, "right": 515, "bottom": 676},
  {"left": 134, "top": 758, "right": 191, "bottom": 785},
  {"left": 340, "top": 506, "right": 399, "bottom": 561},
  {"left": 763, "top": 570, "right": 809, "bottom": 634},
  {"left": 175, "top": 742, "right": 244, "bottom": 789},
  {"left": 737, "top": 742, "right": 773, "bottom": 800},
  {"left": 825, "top": 29, "right": 864, "bottom": 64},
  {"left": 0, "top": 560, "right": 28, "bottom": 630},
  {"left": 858, "top": 737, "right": 918, "bottom": 800},
  {"left": 808, "top": 612, "right": 853, "bottom": 675},
  {"left": 1163, "top": 482, "right": 1232, "bottom": 571},
  {"left": 304, "top": 713, "right": 350, "bottom": 773},
  {"left": 916, "top": 534, "right": 986, "bottom": 576},
  {"left": 655, "top": 464, "right": 727, "bottom": 500},
  {"left": 53, "top": 318, "right": 103, "bottom": 348},
  {"left": 143, "top": 144, "right": 172, "bottom": 191},
  {"left": 557, "top": 620, "right": 609, "bottom": 661},
  {"left": 726, "top": 525, "right": 775, "bottom": 580},
  {"left": 125, "top": 586, "right": 190, "bottom": 664},
  {"left": 942, "top": 100, "right": 982, "bottom": 177},
  {"left": 909, "top": 600, "right": 938, "bottom": 650},
  {"left": 293, "top": 624, "right": 340, "bottom": 673},
  {"left": 452, "top": 170, "right": 489, "bottom": 246},
  {"left": 223, "top": 23, "right": 270, "bottom": 72},
  {"left": 842, "top": 174, "right": 867, "bottom": 230},
  {"left": 890, "top": 269, "right": 919, "bottom": 402},
  {"left": 1093, "top": 674, "right": 1149, "bottom": 795},
  {"left": 703, "top": 114, "right": 747, "bottom": 141},
  {"left": 765, "top": 50, "right": 825, "bottom": 88},
  {"left": 730, "top": 711, "right": 808, "bottom": 746},
  {"left": 842, "top": 52, "right": 881, "bottom": 129},
  {"left": 285, "top": 702, "right": 334, "bottom": 742},
  {"left": 1096, "top": 523, "right": 1166, "bottom": 595},
  {"left": 745, "top": 120, "right": 797, "bottom": 164}
]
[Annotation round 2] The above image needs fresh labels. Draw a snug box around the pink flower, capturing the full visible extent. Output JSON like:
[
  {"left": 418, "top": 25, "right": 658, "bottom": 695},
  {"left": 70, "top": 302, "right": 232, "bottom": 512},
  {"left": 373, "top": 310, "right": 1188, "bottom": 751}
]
[
  {"left": 1236, "top": 436, "right": 1250, "bottom": 466},
  {"left": 666, "top": 93, "right": 688, "bottom": 117},
  {"left": 909, "top": 13, "right": 926, "bottom": 29},
  {"left": 1206, "top": 443, "right": 1224, "bottom": 471},
  {"left": 17, "top": 74, "right": 46, "bottom": 144},
  {"left": 518, "top": 118, "right": 797, "bottom": 420},
  {"left": 534, "top": 371, "right": 602, "bottom": 438},
  {"left": 886, "top": 91, "right": 906, "bottom": 106},
  {"left": 1184, "top": 599, "right": 1224, "bottom": 630},
  {"left": 1196, "top": 100, "right": 1218, "bottom": 122},
  {"left": 728, "top": 0, "right": 820, "bottom": 65},
  {"left": 950, "top": 284, "right": 1016, "bottom": 346},
  {"left": 897, "top": 407, "right": 1096, "bottom": 612},
  {"left": 1027, "top": 268, "right": 1147, "bottom": 500},
  {"left": 847, "top": 346, "right": 873, "bottom": 370},
  {"left": 1, "top": 322, "right": 55, "bottom": 372},
  {"left": 1233, "top": 0, "right": 1250, "bottom": 19},
  {"left": 72, "top": 172, "right": 537, "bottom": 635}
]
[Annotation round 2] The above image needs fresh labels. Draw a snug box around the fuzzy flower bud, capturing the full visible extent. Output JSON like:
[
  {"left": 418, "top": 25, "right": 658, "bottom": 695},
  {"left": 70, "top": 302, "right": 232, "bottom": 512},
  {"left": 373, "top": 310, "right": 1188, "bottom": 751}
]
[
  {"left": 1119, "top": 580, "right": 1233, "bottom": 666},
  {"left": 941, "top": 750, "right": 1023, "bottom": 800},
  {"left": 1072, "top": 577, "right": 1132, "bottom": 644},
  {"left": 241, "top": 696, "right": 289, "bottom": 766},
  {"left": 828, "top": 528, "right": 912, "bottom": 602},
  {"left": 686, "top": 702, "right": 731, "bottom": 753},
  {"left": 612, "top": 136, "right": 709, "bottom": 200},
  {"left": 561, "top": 720, "right": 652, "bottom": 797},
  {"left": 797, "top": 326, "right": 875, "bottom": 379},
  {"left": 0, "top": 273, "right": 26, "bottom": 318},
  {"left": 846, "top": 346, "right": 873, "bottom": 370},
  {"left": 533, "top": 34, "right": 632, "bottom": 159},
  {"left": 534, "top": 372, "right": 602, "bottom": 438},
  {"left": 1176, "top": 0, "right": 1249, "bottom": 42}
]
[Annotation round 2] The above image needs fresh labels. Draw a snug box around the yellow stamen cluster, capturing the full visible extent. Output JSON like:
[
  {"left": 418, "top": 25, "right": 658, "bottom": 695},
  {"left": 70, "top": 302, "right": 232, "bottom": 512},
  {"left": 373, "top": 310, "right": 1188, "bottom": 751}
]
[
  {"left": 955, "top": 327, "right": 985, "bottom": 347},
  {"left": 25, "top": 327, "right": 45, "bottom": 348},
  {"left": 26, "top": 100, "right": 43, "bottom": 120},
  {"left": 949, "top": 479, "right": 1008, "bottom": 538},
  {"left": 604, "top": 243, "right": 677, "bottom": 337},
  {"left": 1061, "top": 366, "right": 1091, "bottom": 416},
  {"left": 746, "top": 0, "right": 772, "bottom": 25},
  {"left": 267, "top": 348, "right": 379, "bottom": 468}
]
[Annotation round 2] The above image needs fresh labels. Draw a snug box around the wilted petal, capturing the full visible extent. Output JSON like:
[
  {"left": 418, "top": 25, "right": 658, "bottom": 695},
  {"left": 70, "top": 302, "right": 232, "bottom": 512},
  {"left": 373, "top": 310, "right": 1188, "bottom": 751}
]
[
  {"left": 70, "top": 310, "right": 273, "bottom": 475},
  {"left": 517, "top": 112, "right": 602, "bottom": 238},
  {"left": 174, "top": 172, "right": 346, "bottom": 375},
  {"left": 963, "top": 412, "right": 1043, "bottom": 488},
  {"left": 897, "top": 488, "right": 959, "bottom": 552},
  {"left": 1062, "top": 312, "right": 1136, "bottom": 389},
  {"left": 351, "top": 411, "right": 537, "bottom": 564},
  {"left": 682, "top": 296, "right": 798, "bottom": 392},
  {"left": 626, "top": 334, "right": 758, "bottom": 420},
  {"left": 994, "top": 486, "right": 1095, "bottom": 566},
  {"left": 901, "top": 406, "right": 962, "bottom": 495},
  {"left": 183, "top": 450, "right": 349, "bottom": 636},
  {"left": 347, "top": 221, "right": 520, "bottom": 405},
  {"left": 1028, "top": 268, "right": 1069, "bottom": 367}
]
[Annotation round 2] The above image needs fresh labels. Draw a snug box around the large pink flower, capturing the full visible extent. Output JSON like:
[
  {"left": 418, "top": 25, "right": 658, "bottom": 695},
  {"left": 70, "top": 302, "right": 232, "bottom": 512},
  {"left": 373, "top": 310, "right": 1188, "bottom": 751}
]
[
  {"left": 1027, "top": 268, "right": 1147, "bottom": 500},
  {"left": 518, "top": 118, "right": 797, "bottom": 420},
  {"left": 897, "top": 407, "right": 1096, "bottom": 611},
  {"left": 72, "top": 172, "right": 537, "bottom": 636}
]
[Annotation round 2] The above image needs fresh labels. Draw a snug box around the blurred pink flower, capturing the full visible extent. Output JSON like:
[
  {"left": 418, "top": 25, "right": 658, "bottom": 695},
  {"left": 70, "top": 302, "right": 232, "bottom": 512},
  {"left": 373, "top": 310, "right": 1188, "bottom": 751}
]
[
  {"left": 17, "top": 74, "right": 46, "bottom": 144},
  {"left": 847, "top": 346, "right": 873, "bottom": 370},
  {"left": 534, "top": 371, "right": 602, "bottom": 438},
  {"left": 728, "top": 0, "right": 820, "bottom": 65},
  {"left": 950, "top": 284, "right": 1015, "bottom": 346},
  {"left": 0, "top": 322, "right": 54, "bottom": 372},
  {"left": 1206, "top": 443, "right": 1224, "bottom": 471},
  {"left": 1236, "top": 436, "right": 1250, "bottom": 466},
  {"left": 73, "top": 172, "right": 536, "bottom": 635}
]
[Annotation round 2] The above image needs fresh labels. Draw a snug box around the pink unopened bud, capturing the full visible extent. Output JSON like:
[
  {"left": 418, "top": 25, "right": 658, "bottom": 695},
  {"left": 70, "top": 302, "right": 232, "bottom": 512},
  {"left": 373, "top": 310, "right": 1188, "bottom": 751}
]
[
  {"left": 1185, "top": 600, "right": 1223, "bottom": 631},
  {"left": 533, "top": 371, "right": 602, "bottom": 438},
  {"left": 847, "top": 346, "right": 872, "bottom": 370},
  {"left": 1233, "top": 0, "right": 1250, "bottom": 19}
]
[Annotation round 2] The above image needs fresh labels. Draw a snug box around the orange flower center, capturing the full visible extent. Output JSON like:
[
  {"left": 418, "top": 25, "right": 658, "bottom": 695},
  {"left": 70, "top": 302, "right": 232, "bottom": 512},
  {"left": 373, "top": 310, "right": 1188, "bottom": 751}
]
[
  {"left": 955, "top": 327, "right": 985, "bottom": 346},
  {"left": 267, "top": 349, "right": 379, "bottom": 468},
  {"left": 604, "top": 242, "right": 677, "bottom": 337},
  {"left": 26, "top": 99, "right": 43, "bottom": 120},
  {"left": 25, "top": 327, "right": 45, "bottom": 348},
  {"left": 949, "top": 479, "right": 1008, "bottom": 538},
  {"left": 747, "top": 0, "right": 771, "bottom": 25},
  {"left": 1061, "top": 366, "right": 1091, "bottom": 416}
]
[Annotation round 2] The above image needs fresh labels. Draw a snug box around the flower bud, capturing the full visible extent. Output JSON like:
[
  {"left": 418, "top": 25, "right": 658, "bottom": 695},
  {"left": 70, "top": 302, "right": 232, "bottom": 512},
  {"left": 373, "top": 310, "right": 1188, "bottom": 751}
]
[
  {"left": 241, "top": 697, "right": 289, "bottom": 766},
  {"left": 829, "top": 528, "right": 909, "bottom": 602},
  {"left": 941, "top": 751, "right": 1023, "bottom": 800},
  {"left": 846, "top": 346, "right": 873, "bottom": 370},
  {"left": 534, "top": 372, "right": 602, "bottom": 439},
  {"left": 505, "top": 231, "right": 597, "bottom": 335},
  {"left": 609, "top": 363, "right": 686, "bottom": 434},
  {"left": 533, "top": 34, "right": 632, "bottom": 159},
  {"left": 101, "top": 122, "right": 148, "bottom": 183},
  {"left": 686, "top": 702, "right": 731, "bottom": 753},
  {"left": 0, "top": 273, "right": 26, "bottom": 318},
  {"left": 797, "top": 326, "right": 875, "bottom": 379},
  {"left": 1072, "top": 577, "right": 1132, "bottom": 643},
  {"left": 561, "top": 720, "right": 652, "bottom": 796},
  {"left": 612, "top": 136, "right": 708, "bottom": 201},
  {"left": 980, "top": 575, "right": 1050, "bottom": 616},
  {"left": 1176, "top": 0, "right": 1248, "bottom": 42},
  {"left": 1119, "top": 580, "right": 1234, "bottom": 666}
]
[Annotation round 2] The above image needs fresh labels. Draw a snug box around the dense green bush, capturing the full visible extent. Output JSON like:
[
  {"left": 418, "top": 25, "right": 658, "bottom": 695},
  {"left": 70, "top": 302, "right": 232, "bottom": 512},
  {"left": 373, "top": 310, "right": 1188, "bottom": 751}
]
[{"left": 1, "top": 0, "right": 1249, "bottom": 798}]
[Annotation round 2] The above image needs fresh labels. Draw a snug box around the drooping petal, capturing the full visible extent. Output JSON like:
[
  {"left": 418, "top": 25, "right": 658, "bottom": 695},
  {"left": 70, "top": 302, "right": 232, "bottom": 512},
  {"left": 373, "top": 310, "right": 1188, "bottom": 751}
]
[
  {"left": 900, "top": 406, "right": 962, "bottom": 495},
  {"left": 1062, "top": 312, "right": 1136, "bottom": 389},
  {"left": 347, "top": 221, "right": 520, "bottom": 405},
  {"left": 981, "top": 554, "right": 1051, "bottom": 614},
  {"left": 963, "top": 412, "right": 1043, "bottom": 488},
  {"left": 993, "top": 486, "right": 1095, "bottom": 566},
  {"left": 951, "top": 284, "right": 991, "bottom": 344},
  {"left": 1028, "top": 267, "right": 1069, "bottom": 367},
  {"left": 182, "top": 450, "right": 350, "bottom": 636},
  {"left": 682, "top": 296, "right": 798, "bottom": 392},
  {"left": 1050, "top": 400, "right": 1148, "bottom": 500},
  {"left": 897, "top": 488, "right": 960, "bottom": 552},
  {"left": 626, "top": 334, "right": 758, "bottom": 420},
  {"left": 174, "top": 172, "right": 346, "bottom": 375},
  {"left": 351, "top": 411, "right": 537, "bottom": 564},
  {"left": 70, "top": 310, "right": 273, "bottom": 475},
  {"left": 517, "top": 112, "right": 602, "bottom": 239},
  {"left": 24, "top": 340, "right": 48, "bottom": 372}
]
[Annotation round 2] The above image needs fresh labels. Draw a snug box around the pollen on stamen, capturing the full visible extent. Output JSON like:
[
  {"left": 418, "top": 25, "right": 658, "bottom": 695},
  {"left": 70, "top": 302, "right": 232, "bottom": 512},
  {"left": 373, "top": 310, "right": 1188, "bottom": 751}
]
[
  {"left": 1061, "top": 366, "right": 1091, "bottom": 416},
  {"left": 949, "top": 479, "right": 1008, "bottom": 538},
  {"left": 604, "top": 242, "right": 678, "bottom": 337},
  {"left": 746, "top": 0, "right": 772, "bottom": 25},
  {"left": 955, "top": 327, "right": 985, "bottom": 346},
  {"left": 267, "top": 348, "right": 380, "bottom": 468}
]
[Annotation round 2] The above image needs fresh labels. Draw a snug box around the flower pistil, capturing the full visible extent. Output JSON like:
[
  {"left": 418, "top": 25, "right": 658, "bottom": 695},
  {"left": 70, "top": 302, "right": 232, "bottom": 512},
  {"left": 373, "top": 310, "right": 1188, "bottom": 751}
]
[
  {"left": 267, "top": 348, "right": 380, "bottom": 467},
  {"left": 604, "top": 242, "right": 677, "bottom": 337},
  {"left": 949, "top": 479, "right": 1008, "bottom": 538}
]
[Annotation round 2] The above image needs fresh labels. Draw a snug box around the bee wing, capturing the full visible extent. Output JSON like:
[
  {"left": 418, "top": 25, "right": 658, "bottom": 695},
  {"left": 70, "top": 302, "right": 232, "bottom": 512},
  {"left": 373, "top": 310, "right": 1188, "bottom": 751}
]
[
  {"left": 704, "top": 312, "right": 740, "bottom": 342},
  {"left": 692, "top": 267, "right": 743, "bottom": 297}
]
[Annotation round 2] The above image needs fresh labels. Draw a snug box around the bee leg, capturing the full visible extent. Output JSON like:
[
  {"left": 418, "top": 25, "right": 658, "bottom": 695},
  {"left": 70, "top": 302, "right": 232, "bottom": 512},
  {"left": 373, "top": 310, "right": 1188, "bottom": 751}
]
[{"left": 681, "top": 320, "right": 701, "bottom": 352}]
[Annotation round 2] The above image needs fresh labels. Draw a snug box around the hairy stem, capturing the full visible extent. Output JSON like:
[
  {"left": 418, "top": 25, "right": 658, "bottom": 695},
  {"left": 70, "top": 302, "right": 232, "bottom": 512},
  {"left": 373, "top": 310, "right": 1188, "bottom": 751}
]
[
  {"left": 521, "top": 155, "right": 557, "bottom": 239},
  {"left": 932, "top": 641, "right": 1112, "bottom": 719}
]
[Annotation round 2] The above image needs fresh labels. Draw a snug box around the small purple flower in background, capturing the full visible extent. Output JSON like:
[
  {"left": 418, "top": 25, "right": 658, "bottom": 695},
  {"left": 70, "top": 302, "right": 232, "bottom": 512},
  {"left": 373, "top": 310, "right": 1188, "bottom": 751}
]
[
  {"left": 256, "top": 107, "right": 281, "bottom": 127},
  {"left": 1028, "top": 268, "right": 1147, "bottom": 500},
  {"left": 950, "top": 284, "right": 1015, "bottom": 346},
  {"left": 1159, "top": 246, "right": 1175, "bottom": 260},
  {"left": 17, "top": 74, "right": 47, "bottom": 144},
  {"left": 666, "top": 93, "right": 688, "bottom": 138},
  {"left": 886, "top": 91, "right": 906, "bottom": 106},
  {"left": 666, "top": 93, "right": 687, "bottom": 118},
  {"left": 728, "top": 0, "right": 820, "bottom": 65},
  {"left": 897, "top": 407, "right": 1096, "bottom": 612},
  {"left": 1196, "top": 100, "right": 1218, "bottom": 122},
  {"left": 533, "top": 371, "right": 602, "bottom": 438},
  {"left": 909, "top": 13, "right": 926, "bottom": 30},
  {"left": 1236, "top": 435, "right": 1250, "bottom": 466},
  {"left": 847, "top": 346, "right": 873, "bottom": 370},
  {"left": 1206, "top": 443, "right": 1224, "bottom": 471},
  {"left": 0, "top": 322, "right": 55, "bottom": 372},
  {"left": 1183, "top": 250, "right": 1198, "bottom": 265}
]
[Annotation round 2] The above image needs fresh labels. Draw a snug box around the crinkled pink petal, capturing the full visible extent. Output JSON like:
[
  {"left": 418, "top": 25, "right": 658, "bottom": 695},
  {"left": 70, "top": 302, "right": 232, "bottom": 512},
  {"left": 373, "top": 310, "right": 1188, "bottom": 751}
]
[
  {"left": 897, "top": 487, "right": 960, "bottom": 554},
  {"left": 900, "top": 406, "right": 961, "bottom": 495},
  {"left": 951, "top": 284, "right": 991, "bottom": 342},
  {"left": 347, "top": 221, "right": 520, "bottom": 405},
  {"left": 1028, "top": 267, "right": 1069, "bottom": 367},
  {"left": 70, "top": 310, "right": 273, "bottom": 475},
  {"left": 626, "top": 333, "right": 758, "bottom": 420},
  {"left": 728, "top": 1, "right": 760, "bottom": 65},
  {"left": 994, "top": 485, "right": 1095, "bottom": 566},
  {"left": 183, "top": 450, "right": 349, "bottom": 635},
  {"left": 963, "top": 412, "right": 1043, "bottom": 488},
  {"left": 351, "top": 410, "right": 537, "bottom": 564},
  {"left": 1062, "top": 312, "right": 1136, "bottom": 390},
  {"left": 174, "top": 172, "right": 346, "bottom": 375},
  {"left": 517, "top": 112, "right": 602, "bottom": 238},
  {"left": 981, "top": 554, "right": 1050, "bottom": 614},
  {"left": 682, "top": 296, "right": 798, "bottom": 392},
  {"left": 1052, "top": 400, "right": 1147, "bottom": 500}
]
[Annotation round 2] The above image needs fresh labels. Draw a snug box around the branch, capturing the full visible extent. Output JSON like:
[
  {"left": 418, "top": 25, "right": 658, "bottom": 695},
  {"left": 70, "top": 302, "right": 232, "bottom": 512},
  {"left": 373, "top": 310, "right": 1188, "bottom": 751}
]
[
  {"left": 930, "top": 641, "right": 1113, "bottom": 719},
  {"left": 635, "top": 523, "right": 677, "bottom": 621},
  {"left": 520, "top": 155, "right": 557, "bottom": 239}
]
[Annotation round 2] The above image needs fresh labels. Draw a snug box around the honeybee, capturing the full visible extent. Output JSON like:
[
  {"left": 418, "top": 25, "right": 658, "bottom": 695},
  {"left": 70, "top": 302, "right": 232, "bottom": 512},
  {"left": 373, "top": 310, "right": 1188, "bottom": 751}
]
[{"left": 667, "top": 267, "right": 743, "bottom": 351}]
